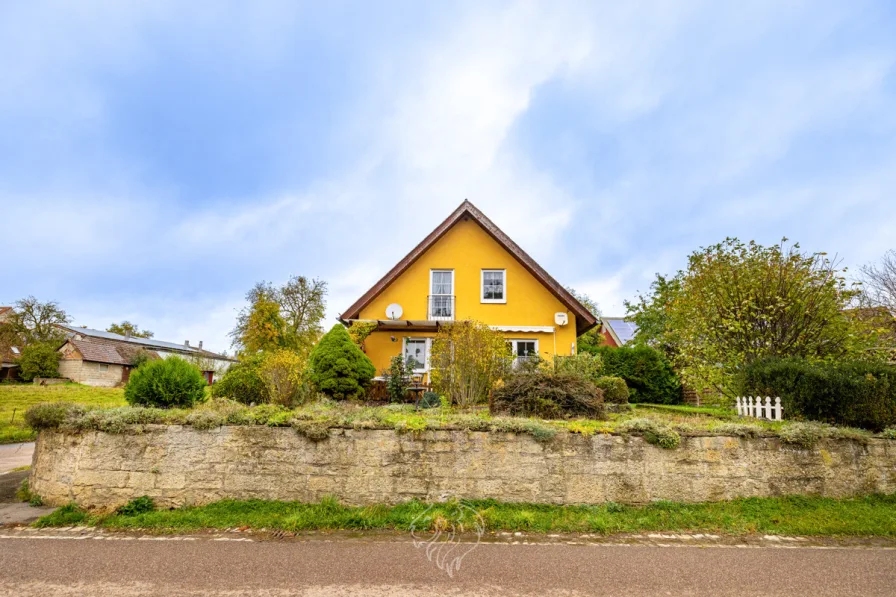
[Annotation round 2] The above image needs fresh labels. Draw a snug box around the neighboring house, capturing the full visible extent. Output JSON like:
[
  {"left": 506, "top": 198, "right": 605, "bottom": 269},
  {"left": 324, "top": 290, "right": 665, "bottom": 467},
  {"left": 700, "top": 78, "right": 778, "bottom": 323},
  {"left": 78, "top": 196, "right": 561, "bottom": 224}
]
[
  {"left": 600, "top": 317, "right": 639, "bottom": 347},
  {"left": 339, "top": 200, "right": 598, "bottom": 377},
  {"left": 0, "top": 307, "right": 20, "bottom": 380},
  {"left": 56, "top": 325, "right": 236, "bottom": 387}
]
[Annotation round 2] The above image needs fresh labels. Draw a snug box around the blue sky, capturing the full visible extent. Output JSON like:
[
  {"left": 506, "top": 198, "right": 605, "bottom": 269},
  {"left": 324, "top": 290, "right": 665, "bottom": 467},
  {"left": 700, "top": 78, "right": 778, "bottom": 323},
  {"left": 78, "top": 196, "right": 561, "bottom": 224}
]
[{"left": 3, "top": 1, "right": 895, "bottom": 353}]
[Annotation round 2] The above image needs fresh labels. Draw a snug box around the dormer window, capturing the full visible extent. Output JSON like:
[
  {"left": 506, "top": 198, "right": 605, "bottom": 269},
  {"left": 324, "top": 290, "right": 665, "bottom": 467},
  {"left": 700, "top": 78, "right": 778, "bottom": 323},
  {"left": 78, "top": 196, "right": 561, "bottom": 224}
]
[{"left": 481, "top": 269, "right": 506, "bottom": 303}]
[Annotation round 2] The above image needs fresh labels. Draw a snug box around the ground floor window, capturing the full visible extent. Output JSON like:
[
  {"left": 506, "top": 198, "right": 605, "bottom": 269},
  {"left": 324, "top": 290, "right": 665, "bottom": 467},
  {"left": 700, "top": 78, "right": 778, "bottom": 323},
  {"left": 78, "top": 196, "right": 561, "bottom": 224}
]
[
  {"left": 508, "top": 339, "right": 538, "bottom": 367},
  {"left": 98, "top": 363, "right": 109, "bottom": 373},
  {"left": 403, "top": 338, "right": 430, "bottom": 373}
]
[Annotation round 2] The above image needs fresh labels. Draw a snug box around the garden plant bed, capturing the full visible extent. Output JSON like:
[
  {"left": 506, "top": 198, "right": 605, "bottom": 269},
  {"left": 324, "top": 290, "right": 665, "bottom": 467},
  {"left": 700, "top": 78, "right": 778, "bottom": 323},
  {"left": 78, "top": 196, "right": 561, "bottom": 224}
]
[
  {"left": 33, "top": 494, "right": 896, "bottom": 538},
  {"left": 23, "top": 398, "right": 896, "bottom": 448}
]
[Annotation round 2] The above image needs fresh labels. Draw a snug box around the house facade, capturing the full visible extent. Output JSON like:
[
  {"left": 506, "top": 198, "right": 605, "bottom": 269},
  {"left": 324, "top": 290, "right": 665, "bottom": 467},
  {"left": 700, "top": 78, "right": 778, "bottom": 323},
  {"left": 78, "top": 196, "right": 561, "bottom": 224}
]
[{"left": 340, "top": 201, "right": 597, "bottom": 377}]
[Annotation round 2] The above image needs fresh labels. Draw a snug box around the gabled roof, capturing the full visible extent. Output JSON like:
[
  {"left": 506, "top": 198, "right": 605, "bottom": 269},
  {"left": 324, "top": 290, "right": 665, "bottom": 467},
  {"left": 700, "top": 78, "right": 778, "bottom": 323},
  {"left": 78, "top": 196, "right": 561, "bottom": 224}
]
[
  {"left": 66, "top": 336, "right": 162, "bottom": 366},
  {"left": 340, "top": 200, "right": 598, "bottom": 335}
]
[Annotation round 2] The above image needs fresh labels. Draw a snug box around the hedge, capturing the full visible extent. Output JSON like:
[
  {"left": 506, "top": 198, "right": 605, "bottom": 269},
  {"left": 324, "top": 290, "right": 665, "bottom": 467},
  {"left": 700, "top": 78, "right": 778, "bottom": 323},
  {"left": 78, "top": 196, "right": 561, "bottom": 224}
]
[
  {"left": 589, "top": 345, "right": 681, "bottom": 404},
  {"left": 739, "top": 357, "right": 896, "bottom": 431}
]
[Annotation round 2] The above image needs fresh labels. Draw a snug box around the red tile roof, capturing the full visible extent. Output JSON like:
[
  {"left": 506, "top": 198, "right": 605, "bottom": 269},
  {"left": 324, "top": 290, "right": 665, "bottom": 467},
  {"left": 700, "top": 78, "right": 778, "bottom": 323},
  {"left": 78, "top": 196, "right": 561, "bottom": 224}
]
[{"left": 67, "top": 336, "right": 161, "bottom": 366}]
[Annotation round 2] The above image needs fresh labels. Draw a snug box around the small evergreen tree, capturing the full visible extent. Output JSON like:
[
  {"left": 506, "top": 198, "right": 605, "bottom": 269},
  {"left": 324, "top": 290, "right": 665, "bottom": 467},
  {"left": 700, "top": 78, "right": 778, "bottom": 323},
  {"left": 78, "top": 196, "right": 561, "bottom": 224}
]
[
  {"left": 308, "top": 324, "right": 375, "bottom": 399},
  {"left": 125, "top": 357, "right": 206, "bottom": 408}
]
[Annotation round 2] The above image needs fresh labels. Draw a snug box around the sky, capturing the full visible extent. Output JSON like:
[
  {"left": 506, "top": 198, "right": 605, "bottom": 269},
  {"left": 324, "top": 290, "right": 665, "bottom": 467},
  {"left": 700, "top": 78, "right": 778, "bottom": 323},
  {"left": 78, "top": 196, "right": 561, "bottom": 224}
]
[{"left": 2, "top": 1, "right": 895, "bottom": 354}]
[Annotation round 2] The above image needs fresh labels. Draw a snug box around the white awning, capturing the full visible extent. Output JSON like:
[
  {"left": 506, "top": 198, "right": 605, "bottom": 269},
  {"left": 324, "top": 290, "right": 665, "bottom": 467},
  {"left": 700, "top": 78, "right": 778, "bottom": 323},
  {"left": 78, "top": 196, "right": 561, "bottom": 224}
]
[{"left": 490, "top": 325, "right": 555, "bottom": 333}]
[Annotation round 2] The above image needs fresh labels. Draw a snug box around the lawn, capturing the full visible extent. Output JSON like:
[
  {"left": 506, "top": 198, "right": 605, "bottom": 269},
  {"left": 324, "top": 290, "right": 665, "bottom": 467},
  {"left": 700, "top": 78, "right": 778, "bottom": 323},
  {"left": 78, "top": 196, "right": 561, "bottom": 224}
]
[
  {"left": 36, "top": 494, "right": 896, "bottom": 537},
  {"left": 0, "top": 383, "right": 125, "bottom": 444}
]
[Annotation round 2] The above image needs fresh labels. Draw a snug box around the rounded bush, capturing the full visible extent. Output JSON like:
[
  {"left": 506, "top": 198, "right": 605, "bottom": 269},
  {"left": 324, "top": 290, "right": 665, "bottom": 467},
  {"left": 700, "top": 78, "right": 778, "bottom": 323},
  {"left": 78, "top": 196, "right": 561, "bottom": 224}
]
[
  {"left": 124, "top": 357, "right": 207, "bottom": 408},
  {"left": 210, "top": 354, "right": 268, "bottom": 404},
  {"left": 595, "top": 376, "right": 630, "bottom": 404},
  {"left": 308, "top": 324, "right": 376, "bottom": 399}
]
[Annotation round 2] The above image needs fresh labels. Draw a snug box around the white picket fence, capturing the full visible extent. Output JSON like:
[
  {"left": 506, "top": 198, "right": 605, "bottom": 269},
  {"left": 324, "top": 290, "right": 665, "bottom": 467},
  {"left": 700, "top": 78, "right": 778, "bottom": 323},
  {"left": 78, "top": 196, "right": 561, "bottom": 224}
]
[{"left": 735, "top": 396, "right": 784, "bottom": 421}]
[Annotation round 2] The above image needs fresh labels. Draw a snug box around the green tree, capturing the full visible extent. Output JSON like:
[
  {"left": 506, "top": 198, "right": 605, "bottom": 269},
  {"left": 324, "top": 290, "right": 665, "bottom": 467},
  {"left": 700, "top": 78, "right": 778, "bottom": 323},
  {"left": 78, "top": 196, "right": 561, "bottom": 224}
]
[
  {"left": 238, "top": 293, "right": 286, "bottom": 354},
  {"left": 107, "top": 321, "right": 154, "bottom": 339},
  {"left": 125, "top": 357, "right": 206, "bottom": 408},
  {"left": 17, "top": 343, "right": 61, "bottom": 381},
  {"left": 231, "top": 276, "right": 327, "bottom": 354},
  {"left": 4, "top": 296, "right": 69, "bottom": 346},
  {"left": 308, "top": 324, "right": 375, "bottom": 399},
  {"left": 626, "top": 238, "right": 863, "bottom": 394}
]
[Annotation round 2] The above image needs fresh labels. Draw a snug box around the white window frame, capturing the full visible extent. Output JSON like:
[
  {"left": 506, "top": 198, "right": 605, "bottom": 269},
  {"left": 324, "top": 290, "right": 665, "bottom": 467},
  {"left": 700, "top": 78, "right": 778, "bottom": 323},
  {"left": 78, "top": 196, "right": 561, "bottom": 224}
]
[
  {"left": 429, "top": 269, "right": 455, "bottom": 320},
  {"left": 403, "top": 337, "right": 432, "bottom": 374},
  {"left": 508, "top": 339, "right": 538, "bottom": 367},
  {"left": 481, "top": 269, "right": 507, "bottom": 304},
  {"left": 98, "top": 363, "right": 109, "bottom": 373}
]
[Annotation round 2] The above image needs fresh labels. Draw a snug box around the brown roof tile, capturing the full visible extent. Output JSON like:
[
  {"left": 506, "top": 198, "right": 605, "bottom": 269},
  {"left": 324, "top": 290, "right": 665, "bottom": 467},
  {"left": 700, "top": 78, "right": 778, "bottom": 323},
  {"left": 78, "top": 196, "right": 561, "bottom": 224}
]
[{"left": 68, "top": 337, "right": 161, "bottom": 366}]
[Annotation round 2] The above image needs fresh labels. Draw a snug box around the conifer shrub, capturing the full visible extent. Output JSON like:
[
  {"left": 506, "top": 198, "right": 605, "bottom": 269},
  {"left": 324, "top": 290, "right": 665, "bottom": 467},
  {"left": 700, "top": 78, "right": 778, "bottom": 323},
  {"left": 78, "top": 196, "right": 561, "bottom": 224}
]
[
  {"left": 124, "top": 357, "right": 206, "bottom": 408},
  {"left": 308, "top": 324, "right": 376, "bottom": 399}
]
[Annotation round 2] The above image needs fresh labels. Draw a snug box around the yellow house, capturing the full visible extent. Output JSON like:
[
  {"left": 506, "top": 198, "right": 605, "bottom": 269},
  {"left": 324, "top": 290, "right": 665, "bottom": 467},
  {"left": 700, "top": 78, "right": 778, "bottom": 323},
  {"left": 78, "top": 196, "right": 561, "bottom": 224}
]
[{"left": 339, "top": 200, "right": 598, "bottom": 377}]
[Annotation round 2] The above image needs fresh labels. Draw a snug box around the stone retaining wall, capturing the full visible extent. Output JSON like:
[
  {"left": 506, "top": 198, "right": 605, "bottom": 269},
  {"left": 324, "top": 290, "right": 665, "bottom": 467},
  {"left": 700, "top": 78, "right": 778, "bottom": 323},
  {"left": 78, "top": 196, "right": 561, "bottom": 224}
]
[{"left": 30, "top": 426, "right": 896, "bottom": 509}]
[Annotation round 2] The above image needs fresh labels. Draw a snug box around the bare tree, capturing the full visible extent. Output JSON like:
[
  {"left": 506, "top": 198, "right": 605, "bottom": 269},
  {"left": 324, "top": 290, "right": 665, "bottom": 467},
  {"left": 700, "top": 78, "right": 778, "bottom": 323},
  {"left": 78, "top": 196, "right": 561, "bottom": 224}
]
[
  {"left": 861, "top": 250, "right": 896, "bottom": 313},
  {"left": 6, "top": 296, "right": 70, "bottom": 346}
]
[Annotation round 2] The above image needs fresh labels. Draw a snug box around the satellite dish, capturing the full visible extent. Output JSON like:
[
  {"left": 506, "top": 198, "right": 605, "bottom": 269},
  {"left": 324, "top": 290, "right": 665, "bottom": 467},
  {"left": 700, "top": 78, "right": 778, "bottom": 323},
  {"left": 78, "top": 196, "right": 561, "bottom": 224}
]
[{"left": 385, "top": 303, "right": 403, "bottom": 320}]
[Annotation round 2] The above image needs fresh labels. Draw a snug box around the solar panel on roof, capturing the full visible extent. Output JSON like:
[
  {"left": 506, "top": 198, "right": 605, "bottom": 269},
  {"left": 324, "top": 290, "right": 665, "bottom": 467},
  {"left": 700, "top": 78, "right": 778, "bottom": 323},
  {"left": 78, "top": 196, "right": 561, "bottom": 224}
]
[
  {"left": 604, "top": 318, "right": 638, "bottom": 344},
  {"left": 58, "top": 325, "right": 201, "bottom": 353}
]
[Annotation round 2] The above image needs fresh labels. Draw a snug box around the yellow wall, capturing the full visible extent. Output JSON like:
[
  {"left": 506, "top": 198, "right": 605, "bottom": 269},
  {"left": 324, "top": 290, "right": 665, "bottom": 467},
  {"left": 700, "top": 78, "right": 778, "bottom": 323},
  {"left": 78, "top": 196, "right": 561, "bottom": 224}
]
[{"left": 357, "top": 218, "right": 578, "bottom": 374}]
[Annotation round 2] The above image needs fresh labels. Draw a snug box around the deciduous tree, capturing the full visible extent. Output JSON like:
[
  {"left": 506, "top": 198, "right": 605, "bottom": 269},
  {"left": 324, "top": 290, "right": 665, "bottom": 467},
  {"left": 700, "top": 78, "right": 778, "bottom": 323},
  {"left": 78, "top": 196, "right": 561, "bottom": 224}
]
[
  {"left": 626, "top": 238, "right": 863, "bottom": 394},
  {"left": 231, "top": 276, "right": 327, "bottom": 354},
  {"left": 107, "top": 321, "right": 154, "bottom": 338},
  {"left": 4, "top": 297, "right": 70, "bottom": 346}
]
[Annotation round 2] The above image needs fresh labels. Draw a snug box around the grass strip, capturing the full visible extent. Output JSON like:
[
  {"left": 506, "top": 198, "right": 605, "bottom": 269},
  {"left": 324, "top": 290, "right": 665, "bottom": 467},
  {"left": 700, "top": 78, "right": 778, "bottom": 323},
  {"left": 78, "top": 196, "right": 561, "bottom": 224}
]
[{"left": 35, "top": 494, "right": 896, "bottom": 537}]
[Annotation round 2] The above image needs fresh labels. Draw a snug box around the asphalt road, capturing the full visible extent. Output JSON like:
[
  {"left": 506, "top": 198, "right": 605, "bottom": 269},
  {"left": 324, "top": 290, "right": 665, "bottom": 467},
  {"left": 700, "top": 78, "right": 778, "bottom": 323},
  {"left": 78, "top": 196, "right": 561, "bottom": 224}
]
[
  {"left": 0, "top": 442, "right": 34, "bottom": 473},
  {"left": 1, "top": 533, "right": 894, "bottom": 596}
]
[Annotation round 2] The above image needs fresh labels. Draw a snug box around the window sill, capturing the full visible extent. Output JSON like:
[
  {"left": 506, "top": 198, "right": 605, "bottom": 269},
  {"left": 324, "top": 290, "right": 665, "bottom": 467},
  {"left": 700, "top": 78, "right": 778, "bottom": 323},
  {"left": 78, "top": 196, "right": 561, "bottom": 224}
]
[{"left": 480, "top": 299, "right": 507, "bottom": 304}]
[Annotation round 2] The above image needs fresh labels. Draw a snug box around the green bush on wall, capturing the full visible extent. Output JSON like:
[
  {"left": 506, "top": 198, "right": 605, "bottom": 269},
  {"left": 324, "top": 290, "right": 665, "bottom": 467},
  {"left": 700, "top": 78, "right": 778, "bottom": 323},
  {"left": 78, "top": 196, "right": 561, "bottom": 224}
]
[
  {"left": 740, "top": 357, "right": 896, "bottom": 431},
  {"left": 210, "top": 354, "right": 268, "bottom": 404},
  {"left": 124, "top": 357, "right": 207, "bottom": 408},
  {"left": 309, "top": 324, "right": 376, "bottom": 399},
  {"left": 589, "top": 345, "right": 681, "bottom": 404},
  {"left": 595, "top": 376, "right": 630, "bottom": 404}
]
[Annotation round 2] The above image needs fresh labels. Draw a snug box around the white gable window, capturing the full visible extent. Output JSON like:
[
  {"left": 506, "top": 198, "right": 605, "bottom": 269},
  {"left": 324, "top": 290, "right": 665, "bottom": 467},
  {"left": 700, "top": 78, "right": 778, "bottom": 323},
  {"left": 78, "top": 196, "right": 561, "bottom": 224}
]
[
  {"left": 429, "top": 270, "right": 454, "bottom": 320},
  {"left": 403, "top": 338, "right": 430, "bottom": 373},
  {"left": 481, "top": 269, "right": 506, "bottom": 303}
]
